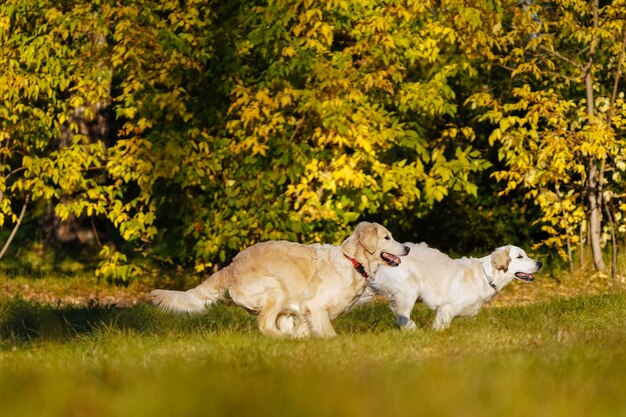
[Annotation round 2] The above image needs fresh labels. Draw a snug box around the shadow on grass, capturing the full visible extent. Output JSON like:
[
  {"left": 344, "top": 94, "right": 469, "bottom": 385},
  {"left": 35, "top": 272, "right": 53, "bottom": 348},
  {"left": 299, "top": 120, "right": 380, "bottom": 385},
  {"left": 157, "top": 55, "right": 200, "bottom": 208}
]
[
  {"left": 0, "top": 295, "right": 574, "bottom": 345},
  {"left": 3, "top": 291, "right": 624, "bottom": 345},
  {"left": 0, "top": 297, "right": 416, "bottom": 344},
  {"left": 0, "top": 298, "right": 264, "bottom": 344}
]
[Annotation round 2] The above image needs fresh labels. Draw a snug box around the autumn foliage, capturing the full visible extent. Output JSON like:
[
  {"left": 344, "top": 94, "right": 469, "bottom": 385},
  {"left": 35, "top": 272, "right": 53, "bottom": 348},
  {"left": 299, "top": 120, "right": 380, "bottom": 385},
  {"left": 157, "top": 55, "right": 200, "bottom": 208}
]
[{"left": 1, "top": 0, "right": 625, "bottom": 279}]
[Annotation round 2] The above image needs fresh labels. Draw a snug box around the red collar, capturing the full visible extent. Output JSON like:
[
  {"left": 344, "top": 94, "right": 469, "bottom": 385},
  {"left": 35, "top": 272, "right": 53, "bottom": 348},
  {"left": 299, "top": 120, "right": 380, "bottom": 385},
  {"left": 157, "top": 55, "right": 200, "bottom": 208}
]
[{"left": 343, "top": 253, "right": 369, "bottom": 280}]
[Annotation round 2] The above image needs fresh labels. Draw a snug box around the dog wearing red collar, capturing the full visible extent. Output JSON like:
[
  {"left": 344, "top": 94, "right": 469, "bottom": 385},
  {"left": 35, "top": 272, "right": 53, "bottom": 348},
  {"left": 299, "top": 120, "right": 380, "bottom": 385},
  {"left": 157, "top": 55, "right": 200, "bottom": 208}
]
[{"left": 152, "top": 222, "right": 409, "bottom": 338}]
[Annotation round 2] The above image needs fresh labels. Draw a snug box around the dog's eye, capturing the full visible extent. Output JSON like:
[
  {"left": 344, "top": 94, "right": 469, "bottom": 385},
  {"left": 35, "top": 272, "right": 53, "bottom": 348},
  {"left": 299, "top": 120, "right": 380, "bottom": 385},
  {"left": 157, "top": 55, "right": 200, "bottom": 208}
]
[
  {"left": 385, "top": 236, "right": 391, "bottom": 240},
  {"left": 517, "top": 255, "right": 523, "bottom": 259}
]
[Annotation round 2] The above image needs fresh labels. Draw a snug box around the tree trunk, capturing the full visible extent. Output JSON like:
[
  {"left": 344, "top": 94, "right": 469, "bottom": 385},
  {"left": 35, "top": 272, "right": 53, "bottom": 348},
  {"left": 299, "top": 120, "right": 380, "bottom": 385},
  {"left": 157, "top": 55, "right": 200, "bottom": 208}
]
[
  {"left": 43, "top": 100, "right": 111, "bottom": 248},
  {"left": 585, "top": 84, "right": 606, "bottom": 271},
  {"left": 587, "top": 162, "right": 605, "bottom": 271},
  {"left": 42, "top": 29, "right": 112, "bottom": 249},
  {"left": 0, "top": 196, "right": 29, "bottom": 261},
  {"left": 579, "top": 221, "right": 585, "bottom": 269},
  {"left": 584, "top": 0, "right": 606, "bottom": 271}
]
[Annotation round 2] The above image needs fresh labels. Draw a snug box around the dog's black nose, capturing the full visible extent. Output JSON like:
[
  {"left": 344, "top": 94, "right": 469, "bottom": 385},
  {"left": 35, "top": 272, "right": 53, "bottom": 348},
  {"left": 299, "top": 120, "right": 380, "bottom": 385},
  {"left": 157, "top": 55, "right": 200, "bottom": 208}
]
[
  {"left": 403, "top": 246, "right": 410, "bottom": 255},
  {"left": 537, "top": 261, "right": 543, "bottom": 269}
]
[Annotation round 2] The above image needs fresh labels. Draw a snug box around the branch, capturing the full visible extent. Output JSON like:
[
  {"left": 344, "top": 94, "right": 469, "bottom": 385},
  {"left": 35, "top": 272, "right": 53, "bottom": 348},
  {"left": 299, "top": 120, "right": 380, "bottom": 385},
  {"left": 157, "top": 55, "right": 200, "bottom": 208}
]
[
  {"left": 0, "top": 195, "right": 30, "bottom": 261},
  {"left": 288, "top": 115, "right": 306, "bottom": 143},
  {"left": 496, "top": 61, "right": 580, "bottom": 83},
  {"left": 584, "top": 0, "right": 600, "bottom": 118},
  {"left": 544, "top": 70, "right": 581, "bottom": 83},
  {"left": 5, "top": 166, "right": 26, "bottom": 182},
  {"left": 494, "top": 63, "right": 516, "bottom": 72},
  {"left": 538, "top": 45, "right": 583, "bottom": 70}
]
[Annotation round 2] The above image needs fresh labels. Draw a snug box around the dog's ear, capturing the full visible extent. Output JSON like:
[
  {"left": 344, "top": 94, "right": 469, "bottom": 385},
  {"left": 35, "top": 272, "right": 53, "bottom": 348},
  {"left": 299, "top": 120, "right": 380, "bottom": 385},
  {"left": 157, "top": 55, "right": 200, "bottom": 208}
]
[
  {"left": 491, "top": 247, "right": 511, "bottom": 272},
  {"left": 358, "top": 222, "right": 378, "bottom": 254}
]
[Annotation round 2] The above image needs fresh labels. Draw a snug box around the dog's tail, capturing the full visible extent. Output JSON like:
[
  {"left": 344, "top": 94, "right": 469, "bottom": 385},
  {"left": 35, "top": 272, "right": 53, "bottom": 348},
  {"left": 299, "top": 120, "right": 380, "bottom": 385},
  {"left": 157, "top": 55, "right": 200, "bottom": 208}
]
[{"left": 151, "top": 269, "right": 230, "bottom": 313}]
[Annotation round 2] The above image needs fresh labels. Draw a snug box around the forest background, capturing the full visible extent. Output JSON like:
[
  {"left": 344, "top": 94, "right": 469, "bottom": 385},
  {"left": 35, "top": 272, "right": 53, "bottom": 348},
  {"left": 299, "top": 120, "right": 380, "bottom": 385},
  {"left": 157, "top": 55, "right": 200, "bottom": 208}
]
[{"left": 1, "top": 0, "right": 626, "bottom": 286}]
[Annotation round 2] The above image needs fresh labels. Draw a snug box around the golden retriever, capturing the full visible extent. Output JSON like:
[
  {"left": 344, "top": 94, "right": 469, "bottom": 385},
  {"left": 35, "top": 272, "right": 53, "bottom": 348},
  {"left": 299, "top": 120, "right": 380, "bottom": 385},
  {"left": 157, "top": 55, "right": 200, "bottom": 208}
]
[
  {"left": 360, "top": 243, "right": 542, "bottom": 330},
  {"left": 152, "top": 222, "right": 410, "bottom": 338}
]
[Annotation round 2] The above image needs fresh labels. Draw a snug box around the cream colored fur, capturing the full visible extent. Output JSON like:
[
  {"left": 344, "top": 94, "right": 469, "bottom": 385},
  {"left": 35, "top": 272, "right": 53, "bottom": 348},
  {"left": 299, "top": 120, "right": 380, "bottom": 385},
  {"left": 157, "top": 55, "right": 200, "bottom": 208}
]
[
  {"left": 151, "top": 222, "right": 409, "bottom": 338},
  {"left": 361, "top": 243, "right": 542, "bottom": 330}
]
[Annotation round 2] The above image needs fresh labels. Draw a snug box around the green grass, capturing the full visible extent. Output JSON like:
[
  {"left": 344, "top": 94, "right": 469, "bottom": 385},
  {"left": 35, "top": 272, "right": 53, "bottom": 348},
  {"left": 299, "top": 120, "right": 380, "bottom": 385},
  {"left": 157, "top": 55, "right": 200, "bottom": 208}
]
[{"left": 1, "top": 291, "right": 626, "bottom": 417}]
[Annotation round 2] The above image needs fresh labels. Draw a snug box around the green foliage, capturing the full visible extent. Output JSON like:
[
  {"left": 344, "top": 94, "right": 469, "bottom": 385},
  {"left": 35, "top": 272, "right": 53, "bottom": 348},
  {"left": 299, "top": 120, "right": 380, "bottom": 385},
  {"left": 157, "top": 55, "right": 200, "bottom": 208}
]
[
  {"left": 226, "top": 0, "right": 491, "bottom": 222},
  {"left": 3, "top": 0, "right": 626, "bottom": 276},
  {"left": 467, "top": 0, "right": 626, "bottom": 260},
  {"left": 0, "top": 0, "right": 229, "bottom": 277},
  {"left": 1, "top": 0, "right": 498, "bottom": 277}
]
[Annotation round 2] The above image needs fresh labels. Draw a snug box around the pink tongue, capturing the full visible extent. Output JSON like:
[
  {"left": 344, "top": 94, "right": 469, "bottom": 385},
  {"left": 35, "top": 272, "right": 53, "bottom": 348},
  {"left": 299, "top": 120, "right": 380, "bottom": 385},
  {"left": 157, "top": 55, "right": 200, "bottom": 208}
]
[
  {"left": 382, "top": 252, "right": 401, "bottom": 266},
  {"left": 515, "top": 272, "right": 535, "bottom": 282}
]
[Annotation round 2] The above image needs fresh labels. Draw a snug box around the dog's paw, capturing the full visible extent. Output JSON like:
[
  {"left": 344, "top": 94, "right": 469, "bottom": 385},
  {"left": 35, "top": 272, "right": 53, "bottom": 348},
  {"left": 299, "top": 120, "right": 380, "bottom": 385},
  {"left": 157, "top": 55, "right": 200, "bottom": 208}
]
[{"left": 397, "top": 316, "right": 417, "bottom": 331}]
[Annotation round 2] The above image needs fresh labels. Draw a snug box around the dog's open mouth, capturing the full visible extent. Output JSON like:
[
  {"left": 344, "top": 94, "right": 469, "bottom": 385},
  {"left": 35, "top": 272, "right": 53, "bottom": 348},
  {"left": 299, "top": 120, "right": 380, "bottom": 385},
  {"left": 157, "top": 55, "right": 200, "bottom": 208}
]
[
  {"left": 381, "top": 252, "right": 401, "bottom": 267},
  {"left": 515, "top": 272, "right": 535, "bottom": 282}
]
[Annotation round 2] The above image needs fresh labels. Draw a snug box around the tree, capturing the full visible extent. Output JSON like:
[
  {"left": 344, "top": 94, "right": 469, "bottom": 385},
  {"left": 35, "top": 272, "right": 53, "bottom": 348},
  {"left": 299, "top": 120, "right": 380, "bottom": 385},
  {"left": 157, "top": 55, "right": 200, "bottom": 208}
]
[
  {"left": 0, "top": 0, "right": 220, "bottom": 278},
  {"left": 0, "top": 0, "right": 504, "bottom": 278},
  {"left": 223, "top": 0, "right": 495, "bottom": 239},
  {"left": 468, "top": 0, "right": 626, "bottom": 272},
  {"left": 0, "top": 1, "right": 111, "bottom": 255}
]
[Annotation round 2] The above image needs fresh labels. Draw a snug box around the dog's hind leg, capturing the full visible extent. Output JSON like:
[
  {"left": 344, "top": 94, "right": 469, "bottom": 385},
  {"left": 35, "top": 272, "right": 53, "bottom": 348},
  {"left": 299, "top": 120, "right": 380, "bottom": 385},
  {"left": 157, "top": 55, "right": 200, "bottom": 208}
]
[
  {"left": 276, "top": 313, "right": 310, "bottom": 338},
  {"left": 433, "top": 305, "right": 454, "bottom": 331},
  {"left": 276, "top": 314, "right": 295, "bottom": 333},
  {"left": 256, "top": 292, "right": 290, "bottom": 337},
  {"left": 229, "top": 280, "right": 286, "bottom": 337},
  {"left": 257, "top": 303, "right": 284, "bottom": 337},
  {"left": 276, "top": 302, "right": 310, "bottom": 338}
]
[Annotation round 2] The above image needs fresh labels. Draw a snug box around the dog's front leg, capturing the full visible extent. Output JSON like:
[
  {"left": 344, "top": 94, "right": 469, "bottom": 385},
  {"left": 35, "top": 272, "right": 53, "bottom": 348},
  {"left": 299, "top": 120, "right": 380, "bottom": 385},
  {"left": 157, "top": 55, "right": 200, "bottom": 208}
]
[
  {"left": 390, "top": 292, "right": 418, "bottom": 331},
  {"left": 304, "top": 307, "right": 337, "bottom": 338},
  {"left": 433, "top": 306, "right": 454, "bottom": 331},
  {"left": 397, "top": 315, "right": 417, "bottom": 330}
]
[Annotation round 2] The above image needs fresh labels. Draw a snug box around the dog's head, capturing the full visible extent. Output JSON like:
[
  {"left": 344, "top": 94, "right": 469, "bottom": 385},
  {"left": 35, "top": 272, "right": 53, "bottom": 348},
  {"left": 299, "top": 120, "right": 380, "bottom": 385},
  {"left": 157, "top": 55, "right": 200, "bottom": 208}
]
[
  {"left": 491, "top": 245, "right": 542, "bottom": 283},
  {"left": 341, "top": 222, "right": 410, "bottom": 272}
]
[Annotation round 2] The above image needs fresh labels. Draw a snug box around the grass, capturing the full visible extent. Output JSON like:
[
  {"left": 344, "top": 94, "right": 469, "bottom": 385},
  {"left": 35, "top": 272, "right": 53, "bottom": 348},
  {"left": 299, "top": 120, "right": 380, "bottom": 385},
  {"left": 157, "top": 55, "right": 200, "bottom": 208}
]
[{"left": 1, "top": 285, "right": 626, "bottom": 417}]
